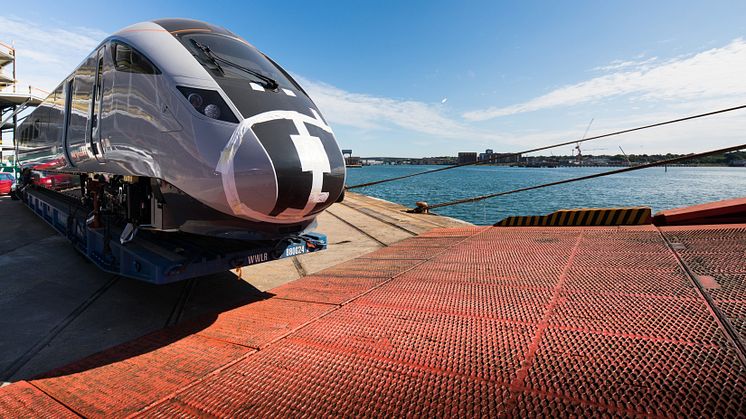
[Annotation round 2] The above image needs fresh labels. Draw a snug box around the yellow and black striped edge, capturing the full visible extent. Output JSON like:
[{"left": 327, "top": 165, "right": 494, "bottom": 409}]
[{"left": 494, "top": 207, "right": 652, "bottom": 227}]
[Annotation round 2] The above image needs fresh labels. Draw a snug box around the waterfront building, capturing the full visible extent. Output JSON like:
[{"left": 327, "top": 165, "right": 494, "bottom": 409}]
[
  {"left": 478, "top": 149, "right": 494, "bottom": 161},
  {"left": 457, "top": 152, "right": 477, "bottom": 164}
]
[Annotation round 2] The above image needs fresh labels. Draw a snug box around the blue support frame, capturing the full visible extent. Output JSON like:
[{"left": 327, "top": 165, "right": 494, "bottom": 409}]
[{"left": 22, "top": 188, "right": 327, "bottom": 284}]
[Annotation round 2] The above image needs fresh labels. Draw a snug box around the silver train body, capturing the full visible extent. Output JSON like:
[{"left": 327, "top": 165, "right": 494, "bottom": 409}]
[{"left": 16, "top": 19, "right": 346, "bottom": 239}]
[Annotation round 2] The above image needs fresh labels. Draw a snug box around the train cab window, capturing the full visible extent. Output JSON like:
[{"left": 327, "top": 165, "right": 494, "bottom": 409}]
[
  {"left": 20, "top": 121, "right": 37, "bottom": 143},
  {"left": 177, "top": 33, "right": 298, "bottom": 90},
  {"left": 111, "top": 42, "right": 160, "bottom": 74},
  {"left": 31, "top": 120, "right": 40, "bottom": 140}
]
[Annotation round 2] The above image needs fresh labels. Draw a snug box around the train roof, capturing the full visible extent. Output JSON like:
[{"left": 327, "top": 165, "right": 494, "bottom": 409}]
[
  {"left": 152, "top": 18, "right": 237, "bottom": 37},
  {"left": 111, "top": 18, "right": 238, "bottom": 41}
]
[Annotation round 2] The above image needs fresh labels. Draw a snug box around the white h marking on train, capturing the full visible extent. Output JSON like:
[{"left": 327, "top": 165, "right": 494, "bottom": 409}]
[
  {"left": 217, "top": 109, "right": 337, "bottom": 222},
  {"left": 289, "top": 119, "right": 331, "bottom": 213}
]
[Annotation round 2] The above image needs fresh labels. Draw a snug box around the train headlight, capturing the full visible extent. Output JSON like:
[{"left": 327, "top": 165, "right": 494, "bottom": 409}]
[
  {"left": 187, "top": 93, "right": 204, "bottom": 109},
  {"left": 176, "top": 86, "right": 238, "bottom": 123},
  {"left": 204, "top": 104, "right": 221, "bottom": 119}
]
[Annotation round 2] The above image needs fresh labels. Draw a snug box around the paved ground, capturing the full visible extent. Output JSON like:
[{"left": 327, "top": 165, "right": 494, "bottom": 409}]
[
  {"left": 1, "top": 223, "right": 744, "bottom": 416},
  {"left": 238, "top": 192, "right": 470, "bottom": 290},
  {"left": 0, "top": 192, "right": 468, "bottom": 383}
]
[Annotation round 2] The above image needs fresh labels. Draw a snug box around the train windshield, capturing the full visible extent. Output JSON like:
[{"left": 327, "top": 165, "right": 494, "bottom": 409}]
[{"left": 178, "top": 33, "right": 298, "bottom": 90}]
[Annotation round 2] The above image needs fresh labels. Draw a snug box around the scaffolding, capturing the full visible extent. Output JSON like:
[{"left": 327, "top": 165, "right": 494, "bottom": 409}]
[{"left": 0, "top": 40, "right": 43, "bottom": 168}]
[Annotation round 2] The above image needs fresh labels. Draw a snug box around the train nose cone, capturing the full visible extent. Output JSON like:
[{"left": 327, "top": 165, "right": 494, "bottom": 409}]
[{"left": 216, "top": 109, "right": 345, "bottom": 223}]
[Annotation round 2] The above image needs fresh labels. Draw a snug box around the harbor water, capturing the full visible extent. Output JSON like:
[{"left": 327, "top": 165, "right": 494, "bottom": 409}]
[{"left": 346, "top": 165, "right": 746, "bottom": 225}]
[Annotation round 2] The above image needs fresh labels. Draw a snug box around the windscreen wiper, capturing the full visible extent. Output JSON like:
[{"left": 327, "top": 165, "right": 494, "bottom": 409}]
[
  {"left": 190, "top": 39, "right": 225, "bottom": 75},
  {"left": 190, "top": 40, "right": 279, "bottom": 90}
]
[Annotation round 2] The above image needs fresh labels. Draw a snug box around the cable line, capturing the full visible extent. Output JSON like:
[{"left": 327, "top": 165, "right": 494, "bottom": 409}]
[
  {"left": 346, "top": 103, "right": 746, "bottom": 190},
  {"left": 411, "top": 142, "right": 746, "bottom": 213}
]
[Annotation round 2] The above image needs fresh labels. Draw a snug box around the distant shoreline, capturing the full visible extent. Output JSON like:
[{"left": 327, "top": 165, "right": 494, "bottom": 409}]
[
  {"left": 353, "top": 162, "right": 744, "bottom": 168},
  {"left": 351, "top": 151, "right": 746, "bottom": 168}
]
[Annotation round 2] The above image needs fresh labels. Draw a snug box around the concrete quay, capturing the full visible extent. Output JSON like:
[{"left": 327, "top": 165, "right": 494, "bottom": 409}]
[{"left": 0, "top": 191, "right": 468, "bottom": 383}]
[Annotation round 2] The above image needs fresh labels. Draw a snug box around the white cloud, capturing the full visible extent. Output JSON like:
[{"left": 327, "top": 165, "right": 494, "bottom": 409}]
[
  {"left": 296, "top": 76, "right": 501, "bottom": 141},
  {"left": 592, "top": 56, "right": 658, "bottom": 72},
  {"left": 0, "top": 16, "right": 498, "bottom": 147},
  {"left": 498, "top": 100, "right": 746, "bottom": 157},
  {"left": 463, "top": 38, "right": 746, "bottom": 121},
  {"left": 0, "top": 16, "right": 107, "bottom": 93},
  {"left": 2, "top": 15, "right": 738, "bottom": 156}
]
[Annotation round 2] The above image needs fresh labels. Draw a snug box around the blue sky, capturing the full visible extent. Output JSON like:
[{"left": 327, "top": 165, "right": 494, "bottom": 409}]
[{"left": 2, "top": 1, "right": 746, "bottom": 157}]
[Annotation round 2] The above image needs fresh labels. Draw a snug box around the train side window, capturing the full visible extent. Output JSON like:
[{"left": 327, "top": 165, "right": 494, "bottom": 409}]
[
  {"left": 32, "top": 120, "right": 40, "bottom": 140},
  {"left": 112, "top": 42, "right": 160, "bottom": 75}
]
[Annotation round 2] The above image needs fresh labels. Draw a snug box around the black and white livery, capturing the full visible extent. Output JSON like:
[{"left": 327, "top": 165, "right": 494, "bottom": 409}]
[{"left": 16, "top": 18, "right": 346, "bottom": 239}]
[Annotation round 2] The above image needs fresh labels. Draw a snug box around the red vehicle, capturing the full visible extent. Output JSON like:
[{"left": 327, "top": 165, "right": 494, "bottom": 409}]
[
  {"left": 33, "top": 171, "right": 77, "bottom": 190},
  {"left": 0, "top": 173, "right": 14, "bottom": 195},
  {"left": 30, "top": 162, "right": 78, "bottom": 191}
]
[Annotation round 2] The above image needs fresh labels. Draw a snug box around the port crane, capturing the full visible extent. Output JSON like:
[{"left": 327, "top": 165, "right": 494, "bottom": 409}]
[
  {"left": 572, "top": 143, "right": 606, "bottom": 165},
  {"left": 619, "top": 146, "right": 632, "bottom": 166},
  {"left": 572, "top": 118, "right": 595, "bottom": 165}
]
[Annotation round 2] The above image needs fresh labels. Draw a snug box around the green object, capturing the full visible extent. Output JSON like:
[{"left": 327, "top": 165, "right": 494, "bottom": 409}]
[{"left": 0, "top": 164, "right": 20, "bottom": 179}]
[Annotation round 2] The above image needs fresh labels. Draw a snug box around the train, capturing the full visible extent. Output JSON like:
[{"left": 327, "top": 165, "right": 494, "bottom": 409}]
[{"left": 15, "top": 18, "right": 346, "bottom": 241}]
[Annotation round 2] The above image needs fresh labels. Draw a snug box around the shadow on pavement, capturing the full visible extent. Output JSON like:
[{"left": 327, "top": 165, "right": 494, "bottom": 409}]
[{"left": 0, "top": 198, "right": 268, "bottom": 381}]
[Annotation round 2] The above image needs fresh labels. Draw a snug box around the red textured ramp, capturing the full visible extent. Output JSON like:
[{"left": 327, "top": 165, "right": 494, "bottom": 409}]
[
  {"left": 197, "top": 298, "right": 334, "bottom": 348},
  {"left": 315, "top": 257, "right": 423, "bottom": 278},
  {"left": 32, "top": 333, "right": 251, "bottom": 417},
  {"left": 662, "top": 224, "right": 746, "bottom": 345},
  {"left": 564, "top": 266, "right": 697, "bottom": 297},
  {"left": 1, "top": 224, "right": 745, "bottom": 417},
  {"left": 290, "top": 304, "right": 536, "bottom": 384},
  {"left": 358, "top": 277, "right": 553, "bottom": 324},
  {"left": 519, "top": 329, "right": 745, "bottom": 417},
  {"left": 654, "top": 196, "right": 746, "bottom": 225},
  {"left": 0, "top": 381, "right": 76, "bottom": 418},
  {"left": 142, "top": 340, "right": 513, "bottom": 417},
  {"left": 137, "top": 225, "right": 746, "bottom": 417},
  {"left": 550, "top": 291, "right": 728, "bottom": 345},
  {"left": 271, "top": 274, "right": 388, "bottom": 305}
]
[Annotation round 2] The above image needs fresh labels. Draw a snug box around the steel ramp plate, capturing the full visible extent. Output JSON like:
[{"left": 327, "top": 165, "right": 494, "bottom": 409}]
[
  {"left": 0, "top": 381, "right": 77, "bottom": 418},
  {"left": 0, "top": 224, "right": 744, "bottom": 417}
]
